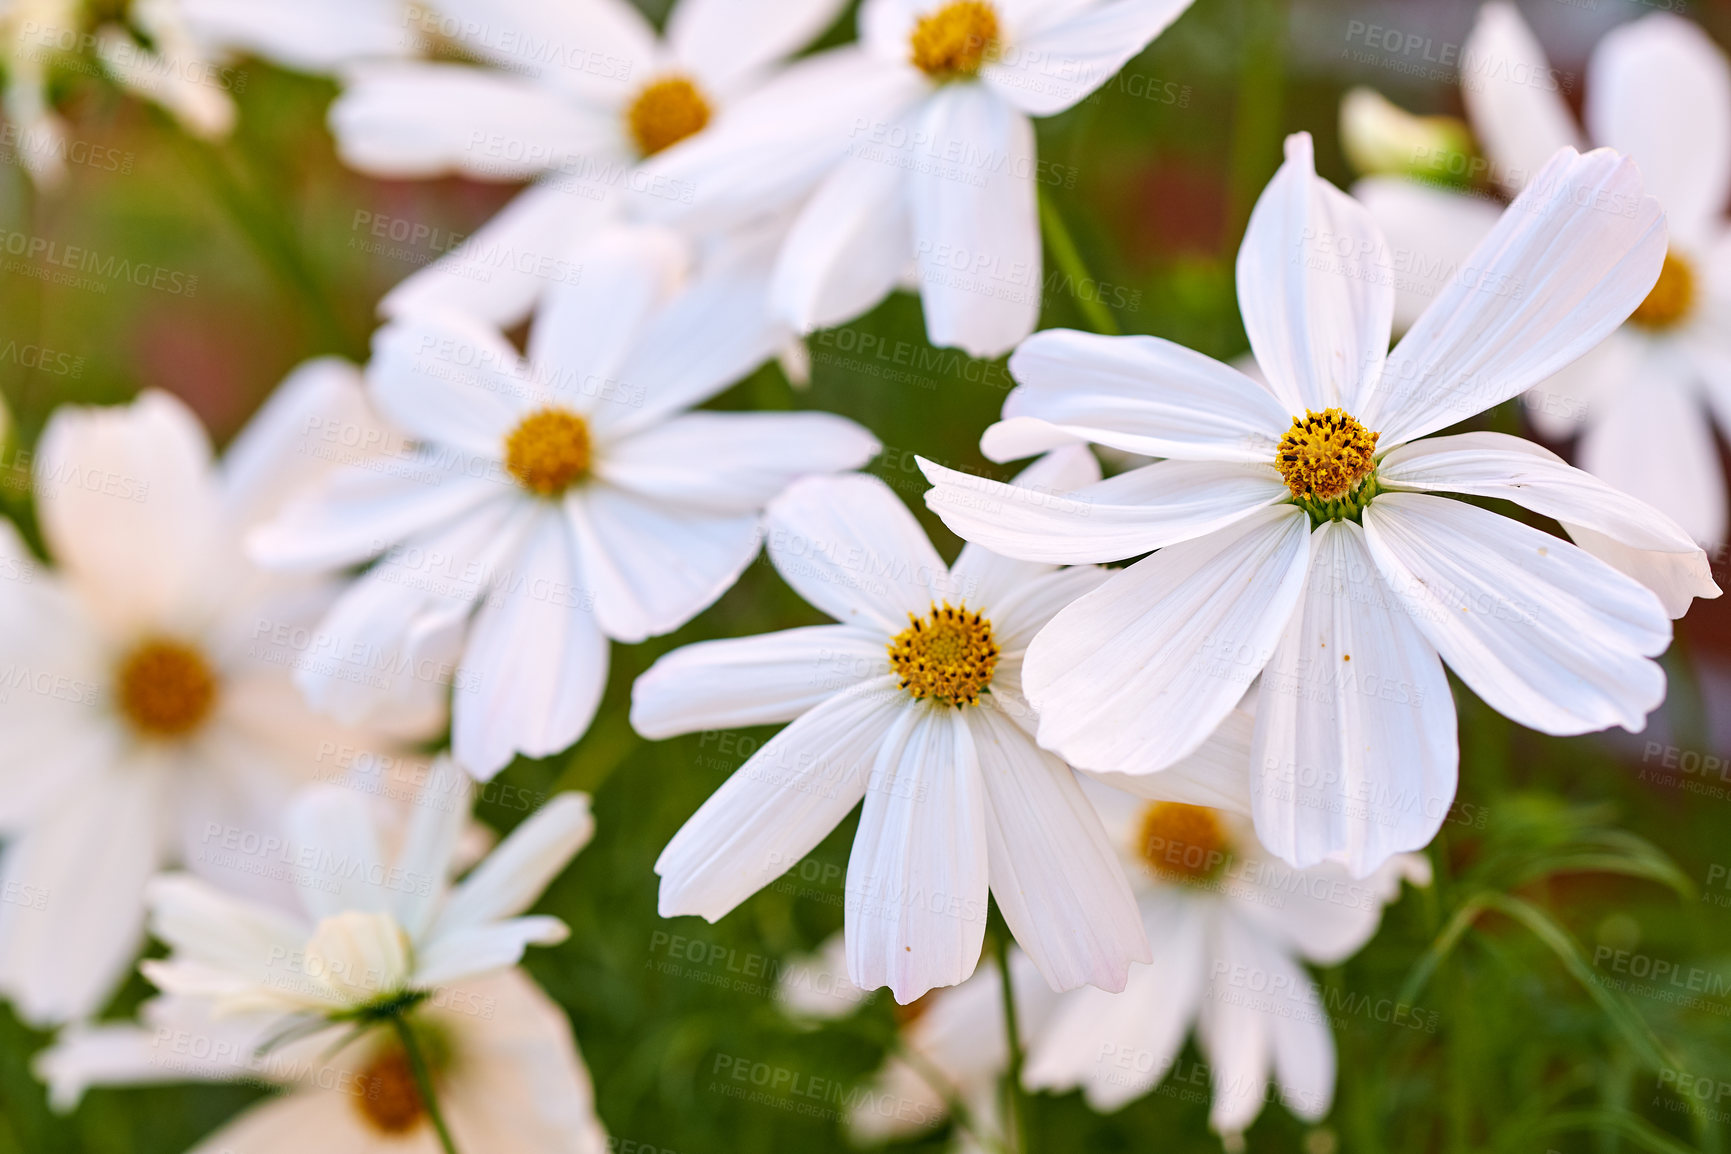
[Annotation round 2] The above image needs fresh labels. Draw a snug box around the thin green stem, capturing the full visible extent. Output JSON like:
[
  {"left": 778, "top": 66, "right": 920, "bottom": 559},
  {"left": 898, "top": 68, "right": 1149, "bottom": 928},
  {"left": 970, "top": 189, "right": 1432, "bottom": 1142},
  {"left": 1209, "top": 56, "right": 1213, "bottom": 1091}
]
[
  {"left": 993, "top": 930, "right": 1029, "bottom": 1154},
  {"left": 392, "top": 1016, "right": 460, "bottom": 1154},
  {"left": 1037, "top": 189, "right": 1119, "bottom": 336}
]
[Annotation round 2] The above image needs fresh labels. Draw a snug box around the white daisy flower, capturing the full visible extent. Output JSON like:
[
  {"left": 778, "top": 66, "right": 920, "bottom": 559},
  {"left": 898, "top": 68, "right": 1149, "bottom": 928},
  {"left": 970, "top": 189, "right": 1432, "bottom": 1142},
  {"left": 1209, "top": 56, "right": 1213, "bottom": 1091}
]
[
  {"left": 635, "top": 449, "right": 1149, "bottom": 1004},
  {"left": 1, "top": 0, "right": 81, "bottom": 185},
  {"left": 96, "top": 0, "right": 419, "bottom": 140},
  {"left": 0, "top": 368, "right": 433, "bottom": 1027},
  {"left": 42, "top": 773, "right": 602, "bottom": 1152},
  {"left": 251, "top": 225, "right": 878, "bottom": 780},
  {"left": 1353, "top": 7, "right": 1731, "bottom": 547},
  {"left": 331, "top": 0, "right": 847, "bottom": 328},
  {"left": 921, "top": 135, "right": 1719, "bottom": 877},
  {"left": 1023, "top": 772, "right": 1426, "bottom": 1140},
  {"left": 850, "top": 946, "right": 1058, "bottom": 1154},
  {"left": 639, "top": 0, "right": 1197, "bottom": 357}
]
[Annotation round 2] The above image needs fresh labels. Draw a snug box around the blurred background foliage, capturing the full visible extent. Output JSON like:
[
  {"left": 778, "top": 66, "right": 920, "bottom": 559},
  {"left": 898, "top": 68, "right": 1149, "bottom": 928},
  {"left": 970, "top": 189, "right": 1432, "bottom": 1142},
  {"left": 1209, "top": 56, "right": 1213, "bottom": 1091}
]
[{"left": 3, "top": 0, "right": 1731, "bottom": 1150}]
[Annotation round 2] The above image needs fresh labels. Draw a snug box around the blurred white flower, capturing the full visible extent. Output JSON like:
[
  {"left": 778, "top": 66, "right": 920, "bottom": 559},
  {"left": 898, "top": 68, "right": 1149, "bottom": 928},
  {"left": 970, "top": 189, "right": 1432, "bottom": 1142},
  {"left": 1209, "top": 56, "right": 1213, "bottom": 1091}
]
[
  {"left": 332, "top": 0, "right": 847, "bottom": 328},
  {"left": 922, "top": 135, "right": 1718, "bottom": 877},
  {"left": 252, "top": 226, "right": 878, "bottom": 779},
  {"left": 636, "top": 451, "right": 1148, "bottom": 1004},
  {"left": 1023, "top": 774, "right": 1426, "bottom": 1140},
  {"left": 1337, "top": 86, "right": 1471, "bottom": 182},
  {"left": 41, "top": 774, "right": 605, "bottom": 1153},
  {"left": 639, "top": 0, "right": 1196, "bottom": 358},
  {"left": 0, "top": 367, "right": 435, "bottom": 1027},
  {"left": 0, "top": 0, "right": 81, "bottom": 185},
  {"left": 1354, "top": 6, "right": 1731, "bottom": 547}
]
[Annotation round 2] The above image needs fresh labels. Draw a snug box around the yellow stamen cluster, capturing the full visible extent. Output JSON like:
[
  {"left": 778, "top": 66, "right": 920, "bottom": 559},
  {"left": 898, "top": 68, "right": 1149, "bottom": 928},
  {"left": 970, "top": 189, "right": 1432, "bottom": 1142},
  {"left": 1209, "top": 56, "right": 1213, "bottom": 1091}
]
[
  {"left": 887, "top": 602, "right": 999, "bottom": 707},
  {"left": 626, "top": 75, "right": 712, "bottom": 157},
  {"left": 116, "top": 639, "right": 217, "bottom": 738},
  {"left": 1276, "top": 408, "right": 1379, "bottom": 503},
  {"left": 909, "top": 1, "right": 1000, "bottom": 79},
  {"left": 1136, "top": 802, "right": 1232, "bottom": 885},
  {"left": 355, "top": 1048, "right": 424, "bottom": 1134},
  {"left": 1629, "top": 250, "right": 1695, "bottom": 330},
  {"left": 505, "top": 407, "right": 592, "bottom": 496}
]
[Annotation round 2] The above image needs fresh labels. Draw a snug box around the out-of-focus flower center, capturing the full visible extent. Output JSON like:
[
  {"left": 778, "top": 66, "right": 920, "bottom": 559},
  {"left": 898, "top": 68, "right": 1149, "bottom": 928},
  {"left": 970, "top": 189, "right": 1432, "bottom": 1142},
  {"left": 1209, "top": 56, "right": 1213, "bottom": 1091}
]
[
  {"left": 626, "top": 75, "right": 711, "bottom": 157},
  {"left": 505, "top": 407, "right": 592, "bottom": 496},
  {"left": 1629, "top": 250, "right": 1695, "bottom": 331},
  {"left": 1136, "top": 802, "right": 1231, "bottom": 885},
  {"left": 115, "top": 639, "right": 217, "bottom": 738},
  {"left": 355, "top": 1047, "right": 425, "bottom": 1134},
  {"left": 1276, "top": 407, "right": 1380, "bottom": 519},
  {"left": 909, "top": 1, "right": 1000, "bottom": 79},
  {"left": 888, "top": 602, "right": 999, "bottom": 707}
]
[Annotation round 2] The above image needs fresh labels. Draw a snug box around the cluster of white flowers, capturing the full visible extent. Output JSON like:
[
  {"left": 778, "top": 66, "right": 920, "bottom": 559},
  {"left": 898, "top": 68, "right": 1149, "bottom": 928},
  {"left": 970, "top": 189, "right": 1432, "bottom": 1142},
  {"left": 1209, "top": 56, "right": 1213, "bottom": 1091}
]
[{"left": 0, "top": 1, "right": 1723, "bottom": 1151}]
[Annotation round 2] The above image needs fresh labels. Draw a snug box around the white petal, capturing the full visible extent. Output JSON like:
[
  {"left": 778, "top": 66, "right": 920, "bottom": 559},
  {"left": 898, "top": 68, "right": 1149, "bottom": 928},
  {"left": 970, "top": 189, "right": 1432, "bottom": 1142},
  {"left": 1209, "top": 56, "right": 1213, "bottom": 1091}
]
[
  {"left": 1249, "top": 520, "right": 1457, "bottom": 875},
  {"left": 846, "top": 706, "right": 990, "bottom": 1003},
  {"left": 218, "top": 358, "right": 375, "bottom": 529},
  {"left": 656, "top": 678, "right": 902, "bottom": 919},
  {"left": 286, "top": 785, "right": 389, "bottom": 919},
  {"left": 596, "top": 411, "right": 879, "bottom": 513},
  {"left": 993, "top": 329, "right": 1290, "bottom": 462},
  {"left": 1351, "top": 177, "right": 1501, "bottom": 332},
  {"left": 1459, "top": 2, "right": 1582, "bottom": 195},
  {"left": 968, "top": 706, "right": 1148, "bottom": 993},
  {"left": 177, "top": 0, "right": 415, "bottom": 71},
  {"left": 434, "top": 0, "right": 656, "bottom": 105},
  {"left": 630, "top": 624, "right": 889, "bottom": 738},
  {"left": 770, "top": 147, "right": 910, "bottom": 335},
  {"left": 1520, "top": 330, "right": 1630, "bottom": 439},
  {"left": 1365, "top": 147, "right": 1666, "bottom": 445},
  {"left": 920, "top": 456, "right": 1289, "bottom": 564},
  {"left": 145, "top": 874, "right": 309, "bottom": 981},
  {"left": 946, "top": 448, "right": 1102, "bottom": 610},
  {"left": 412, "top": 916, "right": 569, "bottom": 987},
  {"left": 452, "top": 515, "right": 608, "bottom": 777},
  {"left": 389, "top": 758, "right": 471, "bottom": 939},
  {"left": 1586, "top": 13, "right": 1731, "bottom": 243},
  {"left": 1363, "top": 492, "right": 1669, "bottom": 735},
  {"left": 35, "top": 391, "right": 223, "bottom": 633},
  {"left": 565, "top": 485, "right": 761, "bottom": 643},
  {"left": 1196, "top": 915, "right": 1277, "bottom": 1136},
  {"left": 1087, "top": 708, "right": 1256, "bottom": 815},
  {"left": 1233, "top": 850, "right": 1425, "bottom": 966},
  {"left": 766, "top": 474, "right": 951, "bottom": 632},
  {"left": 1236, "top": 133, "right": 1394, "bottom": 415},
  {"left": 982, "top": 0, "right": 1195, "bottom": 116},
  {"left": 669, "top": 0, "right": 848, "bottom": 93},
  {"left": 909, "top": 84, "right": 1041, "bottom": 358},
  {"left": 1379, "top": 430, "right": 1719, "bottom": 614},
  {"left": 1023, "top": 505, "right": 1312, "bottom": 773},
  {"left": 1022, "top": 894, "right": 1206, "bottom": 1110},
  {"left": 0, "top": 770, "right": 163, "bottom": 1026},
  {"left": 433, "top": 793, "right": 593, "bottom": 938},
  {"left": 381, "top": 182, "right": 617, "bottom": 330},
  {"left": 331, "top": 62, "right": 616, "bottom": 179},
  {"left": 988, "top": 564, "right": 1110, "bottom": 653},
  {"left": 369, "top": 313, "right": 528, "bottom": 455},
  {"left": 1580, "top": 356, "right": 1726, "bottom": 548}
]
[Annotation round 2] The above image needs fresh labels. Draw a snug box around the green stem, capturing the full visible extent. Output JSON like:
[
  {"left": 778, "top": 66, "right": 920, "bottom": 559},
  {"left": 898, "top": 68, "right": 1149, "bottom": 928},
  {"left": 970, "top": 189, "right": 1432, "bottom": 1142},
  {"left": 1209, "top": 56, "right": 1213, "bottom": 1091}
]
[
  {"left": 1037, "top": 189, "right": 1119, "bottom": 336},
  {"left": 993, "top": 930, "right": 1029, "bottom": 1154},
  {"left": 392, "top": 1016, "right": 460, "bottom": 1154}
]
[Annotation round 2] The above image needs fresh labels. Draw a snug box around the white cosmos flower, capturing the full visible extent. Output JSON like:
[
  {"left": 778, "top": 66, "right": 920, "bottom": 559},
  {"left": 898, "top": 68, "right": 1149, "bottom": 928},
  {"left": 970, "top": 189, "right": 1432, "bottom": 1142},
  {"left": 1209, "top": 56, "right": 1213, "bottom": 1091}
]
[
  {"left": 251, "top": 226, "right": 878, "bottom": 779},
  {"left": 634, "top": 450, "right": 1149, "bottom": 1004},
  {"left": 1022, "top": 776, "right": 1427, "bottom": 1140},
  {"left": 639, "top": 0, "right": 1196, "bottom": 357},
  {"left": 1353, "top": 6, "right": 1731, "bottom": 547},
  {"left": 331, "top": 0, "right": 847, "bottom": 328},
  {"left": 921, "top": 134, "right": 1720, "bottom": 877},
  {"left": 41, "top": 775, "right": 602, "bottom": 1151},
  {"left": 0, "top": 368, "right": 435, "bottom": 1027},
  {"left": 95, "top": 0, "right": 419, "bottom": 140},
  {"left": 39, "top": 969, "right": 606, "bottom": 1153}
]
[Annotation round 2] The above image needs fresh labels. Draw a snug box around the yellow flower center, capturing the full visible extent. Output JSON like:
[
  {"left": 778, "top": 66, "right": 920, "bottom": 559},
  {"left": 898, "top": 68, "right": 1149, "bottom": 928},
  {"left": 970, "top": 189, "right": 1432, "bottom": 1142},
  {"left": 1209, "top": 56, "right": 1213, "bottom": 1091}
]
[
  {"left": 887, "top": 602, "right": 999, "bottom": 707},
  {"left": 355, "top": 1047, "right": 424, "bottom": 1134},
  {"left": 1276, "top": 408, "right": 1379, "bottom": 504},
  {"left": 909, "top": 0, "right": 1000, "bottom": 79},
  {"left": 626, "top": 75, "right": 712, "bottom": 157},
  {"left": 505, "top": 407, "right": 591, "bottom": 496},
  {"left": 1136, "top": 802, "right": 1232, "bottom": 885},
  {"left": 1629, "top": 250, "right": 1695, "bottom": 330},
  {"left": 116, "top": 639, "right": 217, "bottom": 738}
]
